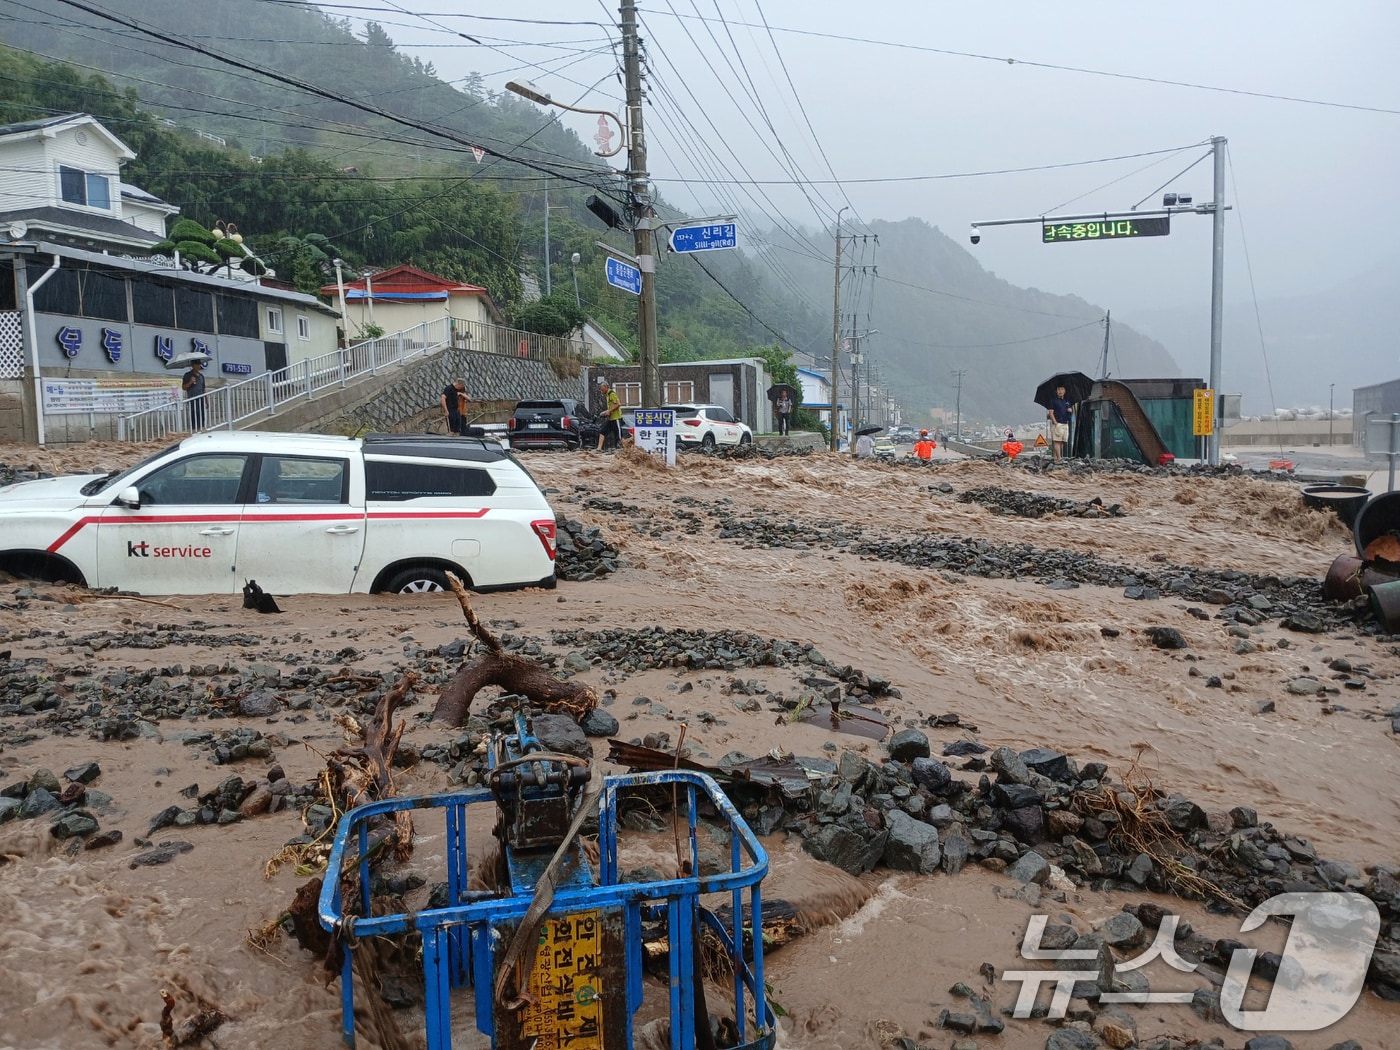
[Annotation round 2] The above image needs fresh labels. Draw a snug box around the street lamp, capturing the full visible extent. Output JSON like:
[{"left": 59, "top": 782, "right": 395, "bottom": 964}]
[
  {"left": 504, "top": 80, "right": 626, "bottom": 158},
  {"left": 1330, "top": 383, "right": 1335, "bottom": 447},
  {"left": 570, "top": 252, "right": 581, "bottom": 308}
]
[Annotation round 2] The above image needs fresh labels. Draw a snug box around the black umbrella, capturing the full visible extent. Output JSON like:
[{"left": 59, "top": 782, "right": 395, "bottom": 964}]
[
  {"left": 854, "top": 423, "right": 883, "bottom": 437},
  {"left": 1034, "top": 371, "right": 1094, "bottom": 409},
  {"left": 766, "top": 382, "right": 799, "bottom": 403}
]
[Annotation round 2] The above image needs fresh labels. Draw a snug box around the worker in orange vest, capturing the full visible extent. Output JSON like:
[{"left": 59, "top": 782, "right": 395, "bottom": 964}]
[{"left": 913, "top": 429, "right": 937, "bottom": 460}]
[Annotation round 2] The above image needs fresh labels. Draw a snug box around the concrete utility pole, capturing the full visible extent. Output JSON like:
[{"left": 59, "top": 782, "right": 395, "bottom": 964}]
[
  {"left": 951, "top": 368, "right": 967, "bottom": 440},
  {"left": 829, "top": 207, "right": 847, "bottom": 451},
  {"left": 620, "top": 0, "right": 660, "bottom": 408},
  {"left": 543, "top": 181, "right": 552, "bottom": 298},
  {"left": 1206, "top": 135, "right": 1227, "bottom": 467}
]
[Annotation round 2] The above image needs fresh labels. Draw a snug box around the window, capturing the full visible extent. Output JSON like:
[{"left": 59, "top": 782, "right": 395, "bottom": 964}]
[
  {"left": 663, "top": 381, "right": 694, "bottom": 403},
  {"left": 265, "top": 307, "right": 283, "bottom": 334},
  {"left": 254, "top": 456, "right": 348, "bottom": 505},
  {"left": 0, "top": 262, "right": 15, "bottom": 311},
  {"left": 58, "top": 165, "right": 111, "bottom": 210},
  {"left": 216, "top": 295, "right": 260, "bottom": 338},
  {"left": 175, "top": 287, "right": 214, "bottom": 332},
  {"left": 132, "top": 280, "right": 176, "bottom": 327},
  {"left": 365, "top": 461, "right": 497, "bottom": 500},
  {"left": 296, "top": 315, "right": 310, "bottom": 340},
  {"left": 136, "top": 454, "right": 249, "bottom": 506},
  {"left": 709, "top": 407, "right": 735, "bottom": 423},
  {"left": 615, "top": 382, "right": 642, "bottom": 407},
  {"left": 77, "top": 270, "right": 128, "bottom": 322}
]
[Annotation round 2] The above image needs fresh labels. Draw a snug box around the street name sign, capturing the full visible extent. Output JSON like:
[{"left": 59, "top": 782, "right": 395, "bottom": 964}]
[
  {"left": 604, "top": 257, "right": 642, "bottom": 295},
  {"left": 668, "top": 222, "right": 738, "bottom": 253},
  {"left": 1042, "top": 216, "right": 1170, "bottom": 243}
]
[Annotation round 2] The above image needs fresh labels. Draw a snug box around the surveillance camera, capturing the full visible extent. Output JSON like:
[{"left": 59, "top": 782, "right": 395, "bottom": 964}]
[{"left": 969, "top": 226, "right": 981, "bottom": 246}]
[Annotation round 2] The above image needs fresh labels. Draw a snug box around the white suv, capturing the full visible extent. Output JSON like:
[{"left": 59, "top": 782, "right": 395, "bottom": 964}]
[
  {"left": 665, "top": 403, "right": 753, "bottom": 449},
  {"left": 0, "top": 431, "right": 558, "bottom": 596}
]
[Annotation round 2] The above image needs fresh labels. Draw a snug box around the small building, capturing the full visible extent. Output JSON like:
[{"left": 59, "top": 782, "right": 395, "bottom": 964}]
[
  {"left": 320, "top": 264, "right": 505, "bottom": 349},
  {"left": 0, "top": 113, "right": 178, "bottom": 252}
]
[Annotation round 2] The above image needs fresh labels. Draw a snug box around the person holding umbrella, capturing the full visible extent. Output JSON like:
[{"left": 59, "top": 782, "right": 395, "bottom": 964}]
[
  {"left": 1046, "top": 384, "right": 1074, "bottom": 461},
  {"left": 181, "top": 358, "right": 207, "bottom": 431}
]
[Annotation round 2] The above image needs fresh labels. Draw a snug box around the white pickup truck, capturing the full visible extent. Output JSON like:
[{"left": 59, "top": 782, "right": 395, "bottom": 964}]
[{"left": 0, "top": 431, "right": 559, "bottom": 596}]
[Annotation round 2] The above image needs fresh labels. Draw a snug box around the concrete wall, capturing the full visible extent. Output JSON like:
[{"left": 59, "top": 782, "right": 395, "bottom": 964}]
[
  {"left": 1219, "top": 419, "right": 1352, "bottom": 448},
  {"left": 256, "top": 347, "right": 587, "bottom": 436}
]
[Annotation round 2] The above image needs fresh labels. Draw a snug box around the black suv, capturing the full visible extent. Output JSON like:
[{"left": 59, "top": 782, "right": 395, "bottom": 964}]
[{"left": 507, "top": 399, "right": 597, "bottom": 451}]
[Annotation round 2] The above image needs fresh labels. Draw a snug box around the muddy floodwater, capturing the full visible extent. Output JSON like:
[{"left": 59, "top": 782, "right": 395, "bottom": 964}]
[{"left": 1, "top": 440, "right": 1397, "bottom": 1050}]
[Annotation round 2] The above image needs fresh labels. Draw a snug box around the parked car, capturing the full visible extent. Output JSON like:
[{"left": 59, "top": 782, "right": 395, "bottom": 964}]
[
  {"left": 0, "top": 431, "right": 558, "bottom": 595},
  {"left": 507, "top": 398, "right": 594, "bottom": 451},
  {"left": 665, "top": 403, "right": 753, "bottom": 449},
  {"left": 872, "top": 436, "right": 898, "bottom": 461}
]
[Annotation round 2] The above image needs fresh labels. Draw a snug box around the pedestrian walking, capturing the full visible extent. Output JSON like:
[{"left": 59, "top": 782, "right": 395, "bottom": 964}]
[
  {"left": 855, "top": 432, "right": 875, "bottom": 459},
  {"left": 596, "top": 378, "right": 623, "bottom": 451},
  {"left": 776, "top": 391, "right": 792, "bottom": 435},
  {"left": 441, "top": 378, "right": 468, "bottom": 435},
  {"left": 182, "top": 358, "right": 207, "bottom": 431},
  {"left": 1046, "top": 384, "right": 1074, "bottom": 460}
]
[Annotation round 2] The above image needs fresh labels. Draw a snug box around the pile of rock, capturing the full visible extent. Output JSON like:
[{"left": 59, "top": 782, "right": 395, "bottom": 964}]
[
  {"left": 957, "top": 486, "right": 1125, "bottom": 519},
  {"left": 711, "top": 443, "right": 814, "bottom": 460},
  {"left": 554, "top": 517, "right": 620, "bottom": 581},
  {"left": 0, "top": 761, "right": 120, "bottom": 849}
]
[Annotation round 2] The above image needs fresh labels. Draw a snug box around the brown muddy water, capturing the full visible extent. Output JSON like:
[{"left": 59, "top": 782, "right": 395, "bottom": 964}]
[{"left": 1, "top": 443, "right": 1398, "bottom": 1049}]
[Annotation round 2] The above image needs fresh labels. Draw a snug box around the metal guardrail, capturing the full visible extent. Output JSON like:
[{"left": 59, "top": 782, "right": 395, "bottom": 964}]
[{"left": 116, "top": 316, "right": 590, "bottom": 443}]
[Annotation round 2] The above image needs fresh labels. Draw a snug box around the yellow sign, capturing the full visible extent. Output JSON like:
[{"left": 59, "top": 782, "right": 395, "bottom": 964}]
[
  {"left": 520, "top": 910, "right": 604, "bottom": 1050},
  {"left": 1033, "top": 433, "right": 1048, "bottom": 448},
  {"left": 1193, "top": 389, "right": 1215, "bottom": 437}
]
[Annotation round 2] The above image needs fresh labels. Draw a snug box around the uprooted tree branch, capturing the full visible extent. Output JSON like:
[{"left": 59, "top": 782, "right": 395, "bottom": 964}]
[{"left": 432, "top": 573, "right": 598, "bottom": 725}]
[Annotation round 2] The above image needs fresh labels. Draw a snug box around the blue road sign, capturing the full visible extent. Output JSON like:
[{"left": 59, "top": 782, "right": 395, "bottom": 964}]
[
  {"left": 668, "top": 222, "right": 738, "bottom": 253},
  {"left": 605, "top": 256, "right": 642, "bottom": 295}
]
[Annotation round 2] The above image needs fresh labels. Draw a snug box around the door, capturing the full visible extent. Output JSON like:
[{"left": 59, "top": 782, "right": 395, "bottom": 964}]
[
  {"left": 236, "top": 453, "right": 364, "bottom": 594},
  {"left": 708, "top": 373, "right": 735, "bottom": 416},
  {"left": 96, "top": 452, "right": 250, "bottom": 594},
  {"left": 708, "top": 406, "right": 742, "bottom": 444},
  {"left": 264, "top": 340, "right": 288, "bottom": 373}
]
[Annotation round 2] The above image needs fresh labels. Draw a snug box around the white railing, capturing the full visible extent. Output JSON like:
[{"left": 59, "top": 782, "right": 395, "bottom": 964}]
[
  {"left": 117, "top": 318, "right": 452, "bottom": 443},
  {"left": 116, "top": 315, "right": 592, "bottom": 444}
]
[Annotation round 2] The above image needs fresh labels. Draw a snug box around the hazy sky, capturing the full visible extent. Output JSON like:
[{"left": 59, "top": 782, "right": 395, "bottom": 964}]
[{"left": 336, "top": 1, "right": 1398, "bottom": 396}]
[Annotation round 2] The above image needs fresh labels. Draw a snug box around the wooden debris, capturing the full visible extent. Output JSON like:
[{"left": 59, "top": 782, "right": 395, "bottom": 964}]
[
  {"left": 432, "top": 573, "right": 597, "bottom": 725},
  {"left": 158, "top": 988, "right": 228, "bottom": 1047}
]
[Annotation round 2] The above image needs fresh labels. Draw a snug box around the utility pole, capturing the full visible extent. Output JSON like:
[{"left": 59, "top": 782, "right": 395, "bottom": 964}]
[
  {"left": 543, "top": 181, "right": 552, "bottom": 298},
  {"left": 951, "top": 368, "right": 967, "bottom": 440},
  {"left": 1098, "top": 311, "right": 1111, "bottom": 379},
  {"left": 621, "top": 0, "right": 660, "bottom": 407},
  {"left": 1206, "top": 135, "right": 1227, "bottom": 467},
  {"left": 829, "top": 207, "right": 847, "bottom": 451}
]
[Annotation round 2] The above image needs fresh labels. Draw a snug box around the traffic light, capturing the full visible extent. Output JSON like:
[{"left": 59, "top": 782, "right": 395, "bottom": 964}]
[{"left": 585, "top": 194, "right": 628, "bottom": 231}]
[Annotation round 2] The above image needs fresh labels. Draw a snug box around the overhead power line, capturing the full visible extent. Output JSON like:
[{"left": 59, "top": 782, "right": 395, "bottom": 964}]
[{"left": 641, "top": 9, "right": 1400, "bottom": 117}]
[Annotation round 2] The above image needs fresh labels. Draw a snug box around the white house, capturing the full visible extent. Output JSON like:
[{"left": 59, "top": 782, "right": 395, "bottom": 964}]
[
  {"left": 0, "top": 114, "right": 178, "bottom": 252},
  {"left": 319, "top": 263, "right": 505, "bottom": 344}
]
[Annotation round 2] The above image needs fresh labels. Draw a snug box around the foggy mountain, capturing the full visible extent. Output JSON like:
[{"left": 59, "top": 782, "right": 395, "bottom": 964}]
[
  {"left": 761, "top": 218, "right": 1182, "bottom": 425},
  {"left": 1124, "top": 276, "right": 1400, "bottom": 417}
]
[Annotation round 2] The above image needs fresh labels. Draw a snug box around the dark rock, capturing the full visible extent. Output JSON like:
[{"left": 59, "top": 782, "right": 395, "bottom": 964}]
[
  {"left": 85, "top": 828, "right": 123, "bottom": 849},
  {"left": 1003, "top": 805, "right": 1047, "bottom": 844},
  {"left": 1124, "top": 853, "right": 1154, "bottom": 886},
  {"left": 1006, "top": 850, "right": 1049, "bottom": 885},
  {"left": 1190, "top": 988, "right": 1224, "bottom": 1024},
  {"left": 51, "top": 811, "right": 99, "bottom": 839},
  {"left": 63, "top": 761, "right": 101, "bottom": 785},
  {"left": 943, "top": 739, "right": 988, "bottom": 757},
  {"left": 989, "top": 745, "right": 1031, "bottom": 784},
  {"left": 1098, "top": 912, "right": 1146, "bottom": 949},
  {"left": 1146, "top": 626, "right": 1187, "bottom": 649},
  {"left": 911, "top": 756, "right": 953, "bottom": 792},
  {"left": 578, "top": 709, "right": 620, "bottom": 737},
  {"left": 1242, "top": 1038, "right": 1296, "bottom": 1050},
  {"left": 238, "top": 690, "right": 280, "bottom": 717},
  {"left": 129, "top": 841, "right": 194, "bottom": 868},
  {"left": 1021, "top": 747, "right": 1072, "bottom": 782},
  {"left": 882, "top": 810, "right": 941, "bottom": 874},
  {"left": 1160, "top": 794, "right": 1207, "bottom": 831},
  {"left": 994, "top": 783, "right": 1042, "bottom": 809},
  {"left": 0, "top": 797, "right": 20, "bottom": 823},
  {"left": 802, "top": 824, "right": 886, "bottom": 876},
  {"left": 941, "top": 828, "right": 970, "bottom": 876},
  {"left": 19, "top": 787, "right": 60, "bottom": 819},
  {"left": 1040, "top": 924, "right": 1080, "bottom": 950},
  {"left": 1281, "top": 613, "right": 1324, "bottom": 634},
  {"left": 888, "top": 728, "right": 931, "bottom": 762},
  {"left": 1045, "top": 1030, "right": 1098, "bottom": 1050},
  {"left": 1325, "top": 1042, "right": 1362, "bottom": 1050},
  {"left": 936, "top": 1011, "right": 978, "bottom": 1035},
  {"left": 531, "top": 713, "right": 592, "bottom": 760},
  {"left": 1230, "top": 806, "right": 1258, "bottom": 828},
  {"left": 29, "top": 768, "right": 60, "bottom": 794}
]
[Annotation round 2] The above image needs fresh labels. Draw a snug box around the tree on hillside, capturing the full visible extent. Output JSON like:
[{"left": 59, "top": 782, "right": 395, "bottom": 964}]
[{"left": 513, "top": 294, "right": 586, "bottom": 337}]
